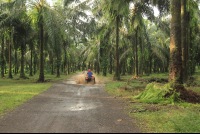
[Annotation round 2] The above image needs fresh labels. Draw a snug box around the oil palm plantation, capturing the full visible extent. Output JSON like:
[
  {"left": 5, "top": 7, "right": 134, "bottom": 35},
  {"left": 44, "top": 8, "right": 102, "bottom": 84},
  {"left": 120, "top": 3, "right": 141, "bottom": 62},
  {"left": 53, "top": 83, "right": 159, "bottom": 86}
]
[
  {"left": 93, "top": 0, "right": 131, "bottom": 80},
  {"left": 28, "top": 0, "right": 73, "bottom": 81},
  {"left": 0, "top": 0, "right": 26, "bottom": 78},
  {"left": 11, "top": 16, "right": 32, "bottom": 79}
]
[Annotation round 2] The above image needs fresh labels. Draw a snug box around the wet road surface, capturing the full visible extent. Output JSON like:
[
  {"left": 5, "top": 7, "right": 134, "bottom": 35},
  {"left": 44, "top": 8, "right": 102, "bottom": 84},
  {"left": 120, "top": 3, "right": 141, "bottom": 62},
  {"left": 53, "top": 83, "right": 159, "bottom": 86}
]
[{"left": 0, "top": 75, "right": 140, "bottom": 133}]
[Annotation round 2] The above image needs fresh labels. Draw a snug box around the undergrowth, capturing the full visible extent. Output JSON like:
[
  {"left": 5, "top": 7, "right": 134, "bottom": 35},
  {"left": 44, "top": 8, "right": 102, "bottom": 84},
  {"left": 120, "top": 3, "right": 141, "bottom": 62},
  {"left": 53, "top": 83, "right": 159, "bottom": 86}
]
[
  {"left": 103, "top": 71, "right": 200, "bottom": 133},
  {"left": 131, "top": 82, "right": 180, "bottom": 104},
  {"left": 128, "top": 82, "right": 200, "bottom": 133}
]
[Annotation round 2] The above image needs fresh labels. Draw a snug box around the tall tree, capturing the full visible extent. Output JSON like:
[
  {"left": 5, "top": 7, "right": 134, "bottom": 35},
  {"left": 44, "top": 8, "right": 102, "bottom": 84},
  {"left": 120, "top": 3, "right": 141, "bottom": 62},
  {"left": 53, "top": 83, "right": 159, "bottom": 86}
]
[
  {"left": 168, "top": 0, "right": 183, "bottom": 85},
  {"left": 1, "top": 28, "right": 5, "bottom": 77},
  {"left": 0, "top": 0, "right": 26, "bottom": 78},
  {"left": 37, "top": 0, "right": 44, "bottom": 82},
  {"left": 134, "top": 26, "right": 138, "bottom": 77},
  {"left": 181, "top": 0, "right": 187, "bottom": 83},
  {"left": 95, "top": 0, "right": 131, "bottom": 80}
]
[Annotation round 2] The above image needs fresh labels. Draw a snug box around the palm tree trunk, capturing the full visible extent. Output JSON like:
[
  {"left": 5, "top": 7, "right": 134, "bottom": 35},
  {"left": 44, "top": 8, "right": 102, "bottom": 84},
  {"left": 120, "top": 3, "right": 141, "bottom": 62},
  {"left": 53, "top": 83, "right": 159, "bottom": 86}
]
[
  {"left": 153, "top": 55, "right": 156, "bottom": 73},
  {"left": 56, "top": 47, "right": 61, "bottom": 77},
  {"left": 113, "top": 15, "right": 120, "bottom": 80},
  {"left": 64, "top": 49, "right": 66, "bottom": 73},
  {"left": 70, "top": 62, "right": 72, "bottom": 73},
  {"left": 30, "top": 44, "right": 33, "bottom": 76},
  {"left": 168, "top": 0, "right": 183, "bottom": 85},
  {"left": 56, "top": 59, "right": 60, "bottom": 77},
  {"left": 122, "top": 60, "right": 125, "bottom": 75},
  {"left": 188, "top": 27, "right": 192, "bottom": 76},
  {"left": 38, "top": 0, "right": 44, "bottom": 82},
  {"left": 63, "top": 61, "right": 66, "bottom": 73},
  {"left": 97, "top": 61, "right": 99, "bottom": 74},
  {"left": 149, "top": 55, "right": 152, "bottom": 74},
  {"left": 50, "top": 53, "right": 53, "bottom": 75},
  {"left": 185, "top": 9, "right": 189, "bottom": 78},
  {"left": 109, "top": 53, "right": 112, "bottom": 74},
  {"left": 140, "top": 30, "right": 144, "bottom": 76},
  {"left": 181, "top": 0, "right": 187, "bottom": 83},
  {"left": 88, "top": 62, "right": 90, "bottom": 69},
  {"left": 61, "top": 64, "right": 63, "bottom": 73},
  {"left": 33, "top": 47, "right": 36, "bottom": 75},
  {"left": 20, "top": 43, "right": 25, "bottom": 78},
  {"left": 91, "top": 60, "right": 93, "bottom": 71},
  {"left": 82, "top": 60, "right": 84, "bottom": 71},
  {"left": 74, "top": 63, "right": 76, "bottom": 72},
  {"left": 38, "top": 18, "right": 44, "bottom": 82},
  {"left": 4, "top": 63, "right": 6, "bottom": 74},
  {"left": 67, "top": 59, "right": 70, "bottom": 75},
  {"left": 1, "top": 33, "right": 5, "bottom": 77},
  {"left": 8, "top": 29, "right": 12, "bottom": 78},
  {"left": 135, "top": 27, "right": 138, "bottom": 77},
  {"left": 73, "top": 62, "right": 76, "bottom": 73},
  {"left": 15, "top": 49, "right": 17, "bottom": 75},
  {"left": 25, "top": 60, "right": 27, "bottom": 72}
]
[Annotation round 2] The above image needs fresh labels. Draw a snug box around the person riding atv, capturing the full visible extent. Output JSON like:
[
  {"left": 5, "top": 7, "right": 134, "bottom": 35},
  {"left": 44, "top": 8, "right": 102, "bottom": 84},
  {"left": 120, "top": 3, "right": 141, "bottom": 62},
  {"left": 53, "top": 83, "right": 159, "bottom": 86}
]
[
  {"left": 87, "top": 69, "right": 93, "bottom": 77},
  {"left": 85, "top": 69, "right": 95, "bottom": 84}
]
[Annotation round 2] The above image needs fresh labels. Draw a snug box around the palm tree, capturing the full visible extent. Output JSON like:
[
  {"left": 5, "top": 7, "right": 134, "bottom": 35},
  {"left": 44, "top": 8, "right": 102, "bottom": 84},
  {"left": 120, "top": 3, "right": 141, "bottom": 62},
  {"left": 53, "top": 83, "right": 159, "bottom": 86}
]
[
  {"left": 0, "top": 0, "right": 26, "bottom": 78},
  {"left": 1, "top": 28, "right": 5, "bottom": 77},
  {"left": 28, "top": 0, "right": 72, "bottom": 81},
  {"left": 168, "top": 0, "right": 183, "bottom": 85},
  {"left": 12, "top": 18, "right": 26, "bottom": 78},
  {"left": 93, "top": 0, "right": 131, "bottom": 80},
  {"left": 181, "top": 0, "right": 187, "bottom": 83},
  {"left": 186, "top": 0, "right": 199, "bottom": 77},
  {"left": 37, "top": 0, "right": 44, "bottom": 82}
]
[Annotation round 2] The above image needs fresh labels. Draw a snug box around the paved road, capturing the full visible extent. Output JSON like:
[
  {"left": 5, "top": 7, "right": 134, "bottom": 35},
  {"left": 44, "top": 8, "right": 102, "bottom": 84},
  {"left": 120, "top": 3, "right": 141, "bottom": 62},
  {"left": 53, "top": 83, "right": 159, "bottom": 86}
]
[{"left": 0, "top": 75, "right": 140, "bottom": 133}]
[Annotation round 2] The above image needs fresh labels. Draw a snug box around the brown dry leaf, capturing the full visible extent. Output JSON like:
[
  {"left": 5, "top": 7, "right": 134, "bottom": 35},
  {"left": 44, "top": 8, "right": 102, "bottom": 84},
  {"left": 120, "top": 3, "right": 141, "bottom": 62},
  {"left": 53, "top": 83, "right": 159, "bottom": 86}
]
[{"left": 117, "top": 119, "right": 124, "bottom": 122}]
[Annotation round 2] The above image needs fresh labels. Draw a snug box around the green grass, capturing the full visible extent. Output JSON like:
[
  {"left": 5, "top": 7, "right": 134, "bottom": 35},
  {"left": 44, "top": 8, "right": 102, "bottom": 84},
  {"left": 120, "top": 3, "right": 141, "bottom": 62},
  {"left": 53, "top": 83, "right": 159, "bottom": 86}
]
[
  {"left": 96, "top": 72, "right": 113, "bottom": 82},
  {"left": 0, "top": 71, "right": 79, "bottom": 117},
  {"left": 101, "top": 71, "right": 200, "bottom": 133},
  {"left": 128, "top": 103, "right": 200, "bottom": 133}
]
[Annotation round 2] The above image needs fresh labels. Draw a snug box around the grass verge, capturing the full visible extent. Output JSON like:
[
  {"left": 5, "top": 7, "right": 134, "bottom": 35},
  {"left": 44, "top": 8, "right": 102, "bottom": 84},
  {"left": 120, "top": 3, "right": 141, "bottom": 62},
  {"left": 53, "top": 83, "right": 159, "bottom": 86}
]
[
  {"left": 0, "top": 71, "right": 79, "bottom": 117},
  {"left": 101, "top": 72, "right": 200, "bottom": 133}
]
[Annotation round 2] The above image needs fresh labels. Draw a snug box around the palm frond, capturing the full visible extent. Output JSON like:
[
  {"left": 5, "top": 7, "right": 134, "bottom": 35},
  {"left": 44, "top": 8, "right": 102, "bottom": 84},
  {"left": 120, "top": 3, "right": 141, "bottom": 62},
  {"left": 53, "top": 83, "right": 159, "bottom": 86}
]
[
  {"left": 151, "top": 47, "right": 167, "bottom": 66},
  {"left": 119, "top": 48, "right": 131, "bottom": 64}
]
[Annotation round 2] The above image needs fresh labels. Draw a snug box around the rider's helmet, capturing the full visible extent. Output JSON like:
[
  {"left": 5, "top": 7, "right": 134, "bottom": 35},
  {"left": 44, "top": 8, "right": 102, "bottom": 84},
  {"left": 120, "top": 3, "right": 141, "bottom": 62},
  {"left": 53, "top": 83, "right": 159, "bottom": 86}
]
[{"left": 88, "top": 69, "right": 91, "bottom": 71}]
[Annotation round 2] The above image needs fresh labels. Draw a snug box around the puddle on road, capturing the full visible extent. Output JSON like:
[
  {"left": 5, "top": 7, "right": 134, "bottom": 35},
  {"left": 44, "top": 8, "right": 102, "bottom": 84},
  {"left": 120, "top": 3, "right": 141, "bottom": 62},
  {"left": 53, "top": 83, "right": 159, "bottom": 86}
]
[
  {"left": 65, "top": 80, "right": 77, "bottom": 84},
  {"left": 69, "top": 103, "right": 96, "bottom": 111},
  {"left": 68, "top": 100, "right": 102, "bottom": 111}
]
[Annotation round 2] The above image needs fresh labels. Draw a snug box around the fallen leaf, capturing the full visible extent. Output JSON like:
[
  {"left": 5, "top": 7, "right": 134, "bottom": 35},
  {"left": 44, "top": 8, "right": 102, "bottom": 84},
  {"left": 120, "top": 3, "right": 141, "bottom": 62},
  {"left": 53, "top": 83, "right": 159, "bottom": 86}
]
[{"left": 117, "top": 119, "right": 124, "bottom": 122}]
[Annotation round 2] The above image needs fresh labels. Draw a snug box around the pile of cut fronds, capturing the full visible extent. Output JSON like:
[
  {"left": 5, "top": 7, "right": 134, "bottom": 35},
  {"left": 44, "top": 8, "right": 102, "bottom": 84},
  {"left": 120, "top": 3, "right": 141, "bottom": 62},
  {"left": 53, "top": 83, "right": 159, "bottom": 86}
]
[{"left": 131, "top": 82, "right": 180, "bottom": 104}]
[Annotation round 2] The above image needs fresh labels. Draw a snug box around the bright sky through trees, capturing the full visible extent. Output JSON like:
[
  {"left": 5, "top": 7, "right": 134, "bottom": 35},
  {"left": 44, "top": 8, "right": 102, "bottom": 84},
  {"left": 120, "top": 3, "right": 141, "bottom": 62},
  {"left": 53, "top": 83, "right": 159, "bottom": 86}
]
[{"left": 46, "top": 0, "right": 160, "bottom": 17}]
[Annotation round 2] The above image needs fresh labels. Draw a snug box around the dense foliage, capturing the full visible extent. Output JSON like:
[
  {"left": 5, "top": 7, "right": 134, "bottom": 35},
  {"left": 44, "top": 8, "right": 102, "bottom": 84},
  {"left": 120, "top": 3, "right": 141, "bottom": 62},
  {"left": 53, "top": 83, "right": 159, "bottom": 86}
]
[{"left": 0, "top": 0, "right": 199, "bottom": 86}]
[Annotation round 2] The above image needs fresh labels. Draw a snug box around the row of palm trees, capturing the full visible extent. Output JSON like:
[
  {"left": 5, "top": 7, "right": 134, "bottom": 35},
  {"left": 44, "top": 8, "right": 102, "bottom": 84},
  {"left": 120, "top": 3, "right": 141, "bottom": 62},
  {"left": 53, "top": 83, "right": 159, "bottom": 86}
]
[
  {"left": 81, "top": 0, "right": 169, "bottom": 78},
  {"left": 1, "top": 0, "right": 200, "bottom": 87},
  {"left": 0, "top": 0, "right": 96, "bottom": 82},
  {"left": 79, "top": 0, "right": 200, "bottom": 86}
]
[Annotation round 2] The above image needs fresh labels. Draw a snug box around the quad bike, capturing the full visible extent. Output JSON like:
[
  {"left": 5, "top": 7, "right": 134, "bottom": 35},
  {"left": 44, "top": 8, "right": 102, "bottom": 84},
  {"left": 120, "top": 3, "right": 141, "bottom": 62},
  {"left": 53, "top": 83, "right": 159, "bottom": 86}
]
[{"left": 85, "top": 76, "right": 95, "bottom": 84}]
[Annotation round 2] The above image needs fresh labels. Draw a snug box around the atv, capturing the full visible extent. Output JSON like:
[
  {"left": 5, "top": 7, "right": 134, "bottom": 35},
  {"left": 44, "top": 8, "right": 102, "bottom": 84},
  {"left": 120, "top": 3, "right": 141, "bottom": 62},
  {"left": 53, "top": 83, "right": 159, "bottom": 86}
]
[{"left": 85, "top": 76, "right": 95, "bottom": 84}]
